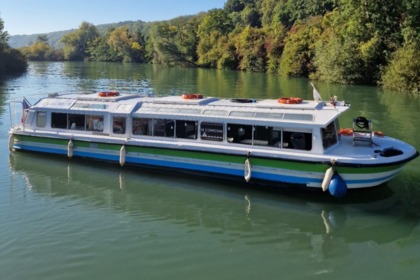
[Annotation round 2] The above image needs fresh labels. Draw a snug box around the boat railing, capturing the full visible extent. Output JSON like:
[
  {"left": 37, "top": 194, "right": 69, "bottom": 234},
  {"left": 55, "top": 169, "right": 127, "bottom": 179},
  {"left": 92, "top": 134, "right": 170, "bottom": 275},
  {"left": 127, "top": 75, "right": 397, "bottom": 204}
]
[{"left": 8, "top": 98, "right": 26, "bottom": 129}]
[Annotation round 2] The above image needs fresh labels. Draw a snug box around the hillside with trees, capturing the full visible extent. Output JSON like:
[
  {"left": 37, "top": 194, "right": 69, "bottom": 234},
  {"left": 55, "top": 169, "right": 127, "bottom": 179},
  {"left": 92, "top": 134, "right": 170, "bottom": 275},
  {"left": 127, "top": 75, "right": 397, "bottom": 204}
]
[{"left": 10, "top": 0, "right": 420, "bottom": 92}]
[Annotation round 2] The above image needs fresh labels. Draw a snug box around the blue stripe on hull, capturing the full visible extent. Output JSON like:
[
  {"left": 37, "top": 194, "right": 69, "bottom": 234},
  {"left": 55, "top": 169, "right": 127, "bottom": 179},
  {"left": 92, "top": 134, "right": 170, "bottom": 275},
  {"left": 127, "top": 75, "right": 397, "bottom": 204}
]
[{"left": 15, "top": 144, "right": 67, "bottom": 156}]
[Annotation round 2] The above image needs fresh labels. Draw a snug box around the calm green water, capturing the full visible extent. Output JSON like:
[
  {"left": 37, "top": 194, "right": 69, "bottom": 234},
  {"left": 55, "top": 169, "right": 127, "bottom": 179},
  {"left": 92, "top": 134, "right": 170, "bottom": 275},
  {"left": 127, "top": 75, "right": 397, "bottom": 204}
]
[{"left": 1, "top": 62, "right": 420, "bottom": 280}]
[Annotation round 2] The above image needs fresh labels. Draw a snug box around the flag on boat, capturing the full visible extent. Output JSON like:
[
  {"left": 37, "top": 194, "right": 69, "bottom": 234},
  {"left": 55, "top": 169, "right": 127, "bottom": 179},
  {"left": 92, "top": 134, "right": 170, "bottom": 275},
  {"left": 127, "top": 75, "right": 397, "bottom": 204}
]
[
  {"left": 21, "top": 97, "right": 31, "bottom": 123},
  {"left": 22, "top": 97, "right": 31, "bottom": 110},
  {"left": 311, "top": 83, "right": 323, "bottom": 103}
]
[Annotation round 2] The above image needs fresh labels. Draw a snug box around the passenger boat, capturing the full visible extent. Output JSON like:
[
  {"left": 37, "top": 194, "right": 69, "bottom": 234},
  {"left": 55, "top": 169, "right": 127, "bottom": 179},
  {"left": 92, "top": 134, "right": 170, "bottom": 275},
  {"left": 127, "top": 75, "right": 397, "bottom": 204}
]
[{"left": 8, "top": 89, "right": 419, "bottom": 197}]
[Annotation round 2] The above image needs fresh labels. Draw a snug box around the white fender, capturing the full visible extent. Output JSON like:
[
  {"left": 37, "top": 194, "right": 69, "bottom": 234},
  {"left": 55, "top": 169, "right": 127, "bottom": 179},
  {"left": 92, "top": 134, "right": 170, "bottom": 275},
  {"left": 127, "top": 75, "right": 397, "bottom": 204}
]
[
  {"left": 244, "top": 158, "right": 251, "bottom": 182},
  {"left": 67, "top": 139, "right": 74, "bottom": 158},
  {"left": 8, "top": 133, "right": 15, "bottom": 152},
  {"left": 119, "top": 145, "right": 126, "bottom": 166},
  {"left": 321, "top": 166, "right": 334, "bottom": 192}
]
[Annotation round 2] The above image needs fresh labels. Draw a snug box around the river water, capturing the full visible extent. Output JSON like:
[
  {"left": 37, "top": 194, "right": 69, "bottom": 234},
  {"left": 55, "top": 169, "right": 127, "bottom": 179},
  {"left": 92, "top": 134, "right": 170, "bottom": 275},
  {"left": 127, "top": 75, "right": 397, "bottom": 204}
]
[{"left": 1, "top": 62, "right": 420, "bottom": 280}]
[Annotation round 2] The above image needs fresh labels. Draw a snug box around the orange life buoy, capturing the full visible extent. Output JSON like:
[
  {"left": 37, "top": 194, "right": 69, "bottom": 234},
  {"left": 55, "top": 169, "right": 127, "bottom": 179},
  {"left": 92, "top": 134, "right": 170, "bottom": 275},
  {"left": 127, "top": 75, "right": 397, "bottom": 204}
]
[
  {"left": 98, "top": 91, "right": 119, "bottom": 97},
  {"left": 278, "top": 97, "right": 303, "bottom": 104},
  {"left": 374, "top": 131, "right": 384, "bottom": 137},
  {"left": 338, "top": 128, "right": 353, "bottom": 136},
  {"left": 182, "top": 93, "right": 203, "bottom": 99}
]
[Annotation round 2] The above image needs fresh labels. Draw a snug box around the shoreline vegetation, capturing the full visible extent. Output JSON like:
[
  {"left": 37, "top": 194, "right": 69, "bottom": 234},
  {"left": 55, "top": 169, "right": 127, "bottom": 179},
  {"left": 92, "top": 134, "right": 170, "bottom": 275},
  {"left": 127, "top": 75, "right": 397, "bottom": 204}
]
[
  {"left": 0, "top": 18, "right": 27, "bottom": 76},
  {"left": 3, "top": 0, "right": 420, "bottom": 93}
]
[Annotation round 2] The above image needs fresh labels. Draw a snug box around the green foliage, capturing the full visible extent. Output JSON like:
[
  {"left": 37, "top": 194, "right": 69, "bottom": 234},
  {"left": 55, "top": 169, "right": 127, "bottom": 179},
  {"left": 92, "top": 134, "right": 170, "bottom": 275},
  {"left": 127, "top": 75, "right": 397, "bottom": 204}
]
[
  {"left": 87, "top": 36, "right": 118, "bottom": 62},
  {"left": 0, "top": 17, "right": 9, "bottom": 53},
  {"left": 197, "top": 9, "right": 234, "bottom": 38},
  {"left": 19, "top": 35, "right": 64, "bottom": 61},
  {"left": 264, "top": 23, "right": 286, "bottom": 73},
  {"left": 401, "top": 0, "right": 420, "bottom": 43},
  {"left": 224, "top": 0, "right": 246, "bottom": 13},
  {"left": 197, "top": 9, "right": 235, "bottom": 68},
  {"left": 280, "top": 17, "right": 322, "bottom": 77},
  {"left": 0, "top": 48, "right": 27, "bottom": 74},
  {"left": 146, "top": 17, "right": 199, "bottom": 67},
  {"left": 107, "top": 26, "right": 145, "bottom": 63},
  {"left": 234, "top": 26, "right": 266, "bottom": 72},
  {"left": 61, "top": 22, "right": 99, "bottom": 60},
  {"left": 0, "top": 17, "right": 27, "bottom": 76},
  {"left": 36, "top": 34, "right": 48, "bottom": 43},
  {"left": 313, "top": 32, "right": 364, "bottom": 84},
  {"left": 381, "top": 43, "right": 420, "bottom": 93}
]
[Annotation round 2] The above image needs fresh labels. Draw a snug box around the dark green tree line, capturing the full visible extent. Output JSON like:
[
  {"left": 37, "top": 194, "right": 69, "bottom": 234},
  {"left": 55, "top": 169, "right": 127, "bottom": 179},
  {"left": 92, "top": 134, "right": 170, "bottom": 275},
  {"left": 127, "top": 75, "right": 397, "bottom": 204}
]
[{"left": 0, "top": 17, "right": 27, "bottom": 76}]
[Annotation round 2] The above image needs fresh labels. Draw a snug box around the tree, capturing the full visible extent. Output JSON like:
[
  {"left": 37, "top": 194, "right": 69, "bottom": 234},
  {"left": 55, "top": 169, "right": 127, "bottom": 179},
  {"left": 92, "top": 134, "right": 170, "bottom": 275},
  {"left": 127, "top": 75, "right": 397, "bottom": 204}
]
[
  {"left": 36, "top": 34, "right": 49, "bottom": 43},
  {"left": 264, "top": 22, "right": 286, "bottom": 73},
  {"left": 280, "top": 17, "right": 322, "bottom": 77},
  {"left": 107, "top": 25, "right": 145, "bottom": 63},
  {"left": 20, "top": 35, "right": 56, "bottom": 61},
  {"left": 0, "top": 17, "right": 27, "bottom": 75},
  {"left": 401, "top": 0, "right": 420, "bottom": 43},
  {"left": 197, "top": 9, "right": 234, "bottom": 68},
  {"left": 146, "top": 17, "right": 198, "bottom": 66},
  {"left": 308, "top": 0, "right": 405, "bottom": 84},
  {"left": 61, "top": 21, "right": 99, "bottom": 60},
  {"left": 0, "top": 17, "right": 9, "bottom": 54},
  {"left": 234, "top": 26, "right": 266, "bottom": 72},
  {"left": 381, "top": 42, "right": 420, "bottom": 93},
  {"left": 87, "top": 36, "right": 118, "bottom": 62},
  {"left": 313, "top": 32, "right": 364, "bottom": 84},
  {"left": 224, "top": 0, "right": 246, "bottom": 13}
]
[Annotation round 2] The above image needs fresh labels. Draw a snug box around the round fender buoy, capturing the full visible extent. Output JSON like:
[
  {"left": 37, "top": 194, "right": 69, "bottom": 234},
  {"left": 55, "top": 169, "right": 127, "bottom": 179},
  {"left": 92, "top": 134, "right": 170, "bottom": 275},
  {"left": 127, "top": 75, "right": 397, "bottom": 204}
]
[
  {"left": 67, "top": 139, "right": 74, "bottom": 159},
  {"left": 119, "top": 145, "right": 126, "bottom": 166},
  {"left": 244, "top": 158, "right": 251, "bottom": 182},
  {"left": 328, "top": 174, "right": 347, "bottom": 198},
  {"left": 8, "top": 133, "right": 15, "bottom": 152},
  {"left": 321, "top": 166, "right": 334, "bottom": 192}
]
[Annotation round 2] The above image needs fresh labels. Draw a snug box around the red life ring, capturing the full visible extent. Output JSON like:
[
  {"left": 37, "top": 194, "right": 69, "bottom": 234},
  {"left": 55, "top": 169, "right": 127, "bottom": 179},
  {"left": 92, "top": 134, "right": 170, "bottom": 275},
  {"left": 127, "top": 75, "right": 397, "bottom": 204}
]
[
  {"left": 278, "top": 97, "right": 303, "bottom": 104},
  {"left": 98, "top": 91, "right": 119, "bottom": 97},
  {"left": 182, "top": 93, "right": 203, "bottom": 99},
  {"left": 374, "top": 131, "right": 384, "bottom": 137},
  {"left": 338, "top": 128, "right": 353, "bottom": 136}
]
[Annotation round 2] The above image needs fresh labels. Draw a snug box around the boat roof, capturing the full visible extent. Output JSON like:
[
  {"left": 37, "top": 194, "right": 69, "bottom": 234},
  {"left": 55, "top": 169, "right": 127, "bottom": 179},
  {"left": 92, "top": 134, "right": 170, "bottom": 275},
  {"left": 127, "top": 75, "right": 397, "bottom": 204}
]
[{"left": 31, "top": 93, "right": 350, "bottom": 126}]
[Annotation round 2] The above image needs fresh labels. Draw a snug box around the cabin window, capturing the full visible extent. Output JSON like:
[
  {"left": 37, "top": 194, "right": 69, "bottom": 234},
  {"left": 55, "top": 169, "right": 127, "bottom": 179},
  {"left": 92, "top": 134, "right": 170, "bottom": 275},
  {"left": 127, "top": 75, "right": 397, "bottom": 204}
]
[
  {"left": 283, "top": 130, "right": 312, "bottom": 150},
  {"left": 51, "top": 112, "right": 67, "bottom": 129},
  {"left": 25, "top": 110, "right": 35, "bottom": 127},
  {"left": 68, "top": 114, "right": 85, "bottom": 130},
  {"left": 253, "top": 126, "right": 283, "bottom": 147},
  {"left": 86, "top": 115, "right": 104, "bottom": 132},
  {"left": 323, "top": 121, "right": 338, "bottom": 149},
  {"left": 200, "top": 122, "right": 224, "bottom": 142},
  {"left": 113, "top": 116, "right": 126, "bottom": 134},
  {"left": 252, "top": 126, "right": 270, "bottom": 146},
  {"left": 154, "top": 119, "right": 174, "bottom": 137},
  {"left": 176, "top": 120, "right": 197, "bottom": 139},
  {"left": 227, "top": 124, "right": 253, "bottom": 144},
  {"left": 36, "top": 111, "right": 46, "bottom": 127},
  {"left": 133, "top": 118, "right": 152, "bottom": 136}
]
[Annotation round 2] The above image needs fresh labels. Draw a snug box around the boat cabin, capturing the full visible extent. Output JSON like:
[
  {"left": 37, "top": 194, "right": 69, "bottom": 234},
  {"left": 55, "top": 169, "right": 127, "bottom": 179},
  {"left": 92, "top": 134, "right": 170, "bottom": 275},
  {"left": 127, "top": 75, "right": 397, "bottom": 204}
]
[{"left": 22, "top": 93, "right": 349, "bottom": 155}]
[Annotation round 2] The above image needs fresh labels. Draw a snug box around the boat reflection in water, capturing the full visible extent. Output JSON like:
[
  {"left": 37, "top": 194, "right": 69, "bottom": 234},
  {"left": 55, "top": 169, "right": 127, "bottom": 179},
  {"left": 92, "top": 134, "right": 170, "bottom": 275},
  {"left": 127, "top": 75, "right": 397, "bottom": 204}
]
[{"left": 9, "top": 152, "right": 418, "bottom": 260}]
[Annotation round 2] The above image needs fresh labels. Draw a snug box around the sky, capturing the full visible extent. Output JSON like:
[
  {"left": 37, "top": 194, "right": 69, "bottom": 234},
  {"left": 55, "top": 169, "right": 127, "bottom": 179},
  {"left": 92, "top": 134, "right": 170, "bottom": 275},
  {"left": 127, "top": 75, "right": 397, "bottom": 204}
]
[{"left": 0, "top": 0, "right": 227, "bottom": 35}]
